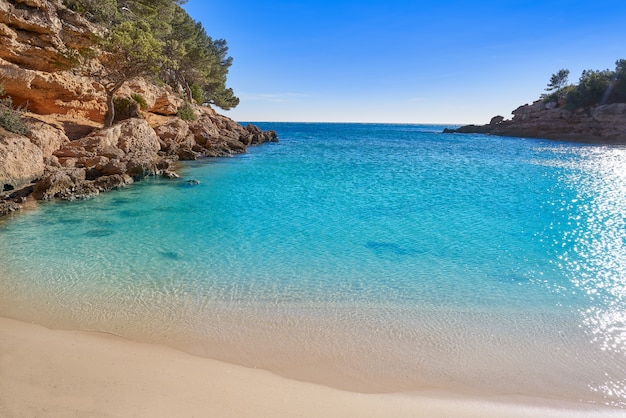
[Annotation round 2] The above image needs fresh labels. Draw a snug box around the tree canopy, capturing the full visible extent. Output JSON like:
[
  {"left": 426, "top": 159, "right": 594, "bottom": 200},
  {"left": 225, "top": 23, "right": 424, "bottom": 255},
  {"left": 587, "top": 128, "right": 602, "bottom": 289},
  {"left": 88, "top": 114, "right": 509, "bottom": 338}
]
[
  {"left": 63, "top": 0, "right": 239, "bottom": 126},
  {"left": 541, "top": 60, "right": 626, "bottom": 109},
  {"left": 545, "top": 69, "right": 569, "bottom": 93}
]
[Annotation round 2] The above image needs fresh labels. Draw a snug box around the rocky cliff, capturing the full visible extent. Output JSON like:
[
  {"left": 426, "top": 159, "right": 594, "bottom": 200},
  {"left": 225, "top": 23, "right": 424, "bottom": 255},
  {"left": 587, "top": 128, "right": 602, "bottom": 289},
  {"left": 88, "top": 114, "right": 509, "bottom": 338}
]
[
  {"left": 444, "top": 100, "right": 626, "bottom": 145},
  {"left": 0, "top": 0, "right": 278, "bottom": 217}
]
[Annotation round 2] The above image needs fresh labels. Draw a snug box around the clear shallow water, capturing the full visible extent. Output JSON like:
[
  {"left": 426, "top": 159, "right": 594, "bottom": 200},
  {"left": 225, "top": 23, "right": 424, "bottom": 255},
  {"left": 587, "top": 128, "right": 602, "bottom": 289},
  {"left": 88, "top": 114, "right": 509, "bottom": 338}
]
[{"left": 1, "top": 123, "right": 625, "bottom": 406}]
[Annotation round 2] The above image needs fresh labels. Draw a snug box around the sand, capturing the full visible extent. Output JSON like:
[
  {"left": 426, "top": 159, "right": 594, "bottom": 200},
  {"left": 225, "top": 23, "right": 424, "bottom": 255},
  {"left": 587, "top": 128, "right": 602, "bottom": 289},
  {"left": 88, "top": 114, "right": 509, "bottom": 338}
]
[{"left": 0, "top": 316, "right": 622, "bottom": 418}]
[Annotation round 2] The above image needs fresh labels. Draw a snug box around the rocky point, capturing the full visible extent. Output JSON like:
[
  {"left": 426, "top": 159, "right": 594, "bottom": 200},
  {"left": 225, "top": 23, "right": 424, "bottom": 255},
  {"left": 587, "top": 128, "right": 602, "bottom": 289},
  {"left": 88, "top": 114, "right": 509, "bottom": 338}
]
[
  {"left": 444, "top": 100, "right": 626, "bottom": 144},
  {"left": 0, "top": 0, "right": 278, "bottom": 217}
]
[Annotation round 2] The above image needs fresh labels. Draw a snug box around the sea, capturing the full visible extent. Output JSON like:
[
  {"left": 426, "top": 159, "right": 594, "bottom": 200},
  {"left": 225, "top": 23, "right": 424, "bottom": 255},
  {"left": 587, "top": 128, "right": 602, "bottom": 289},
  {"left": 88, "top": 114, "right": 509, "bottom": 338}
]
[{"left": 0, "top": 123, "right": 625, "bottom": 407}]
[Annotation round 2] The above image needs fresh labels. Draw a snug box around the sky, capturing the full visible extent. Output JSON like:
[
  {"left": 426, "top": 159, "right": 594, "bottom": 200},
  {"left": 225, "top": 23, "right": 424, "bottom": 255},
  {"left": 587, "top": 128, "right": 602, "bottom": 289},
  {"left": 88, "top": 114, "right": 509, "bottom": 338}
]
[{"left": 183, "top": 1, "right": 626, "bottom": 124}]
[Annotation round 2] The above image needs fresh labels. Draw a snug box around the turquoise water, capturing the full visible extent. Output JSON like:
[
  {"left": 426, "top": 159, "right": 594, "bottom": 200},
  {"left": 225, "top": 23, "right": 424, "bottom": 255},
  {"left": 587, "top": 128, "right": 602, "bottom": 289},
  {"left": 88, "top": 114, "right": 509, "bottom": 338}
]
[{"left": 1, "top": 123, "right": 625, "bottom": 406}]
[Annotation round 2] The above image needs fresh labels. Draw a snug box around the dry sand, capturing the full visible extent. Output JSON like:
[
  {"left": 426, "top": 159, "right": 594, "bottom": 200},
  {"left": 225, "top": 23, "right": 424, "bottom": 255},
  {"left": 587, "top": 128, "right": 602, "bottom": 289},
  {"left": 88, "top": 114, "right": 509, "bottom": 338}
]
[{"left": 0, "top": 316, "right": 622, "bottom": 418}]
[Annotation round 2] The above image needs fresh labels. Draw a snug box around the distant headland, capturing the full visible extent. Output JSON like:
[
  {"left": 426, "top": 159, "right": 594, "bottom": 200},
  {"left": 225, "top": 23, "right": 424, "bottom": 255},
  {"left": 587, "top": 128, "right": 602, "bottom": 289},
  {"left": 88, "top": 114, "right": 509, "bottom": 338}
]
[
  {"left": 0, "top": 0, "right": 277, "bottom": 217},
  {"left": 445, "top": 60, "right": 626, "bottom": 144}
]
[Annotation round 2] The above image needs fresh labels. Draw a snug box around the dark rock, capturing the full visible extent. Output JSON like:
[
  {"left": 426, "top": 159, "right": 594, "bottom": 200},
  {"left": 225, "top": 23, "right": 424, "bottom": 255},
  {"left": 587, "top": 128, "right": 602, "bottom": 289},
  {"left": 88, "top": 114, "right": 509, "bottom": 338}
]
[
  {"left": 177, "top": 148, "right": 198, "bottom": 161},
  {"left": 0, "top": 199, "right": 22, "bottom": 216},
  {"left": 490, "top": 115, "right": 504, "bottom": 125},
  {"left": 93, "top": 174, "right": 133, "bottom": 191},
  {"left": 125, "top": 159, "right": 156, "bottom": 180}
]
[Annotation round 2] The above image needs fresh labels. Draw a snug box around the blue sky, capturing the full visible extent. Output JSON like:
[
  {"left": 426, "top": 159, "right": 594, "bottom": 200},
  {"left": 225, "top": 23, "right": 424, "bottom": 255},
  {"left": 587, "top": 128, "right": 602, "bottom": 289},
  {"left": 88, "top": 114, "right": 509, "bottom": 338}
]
[{"left": 183, "top": 1, "right": 626, "bottom": 124}]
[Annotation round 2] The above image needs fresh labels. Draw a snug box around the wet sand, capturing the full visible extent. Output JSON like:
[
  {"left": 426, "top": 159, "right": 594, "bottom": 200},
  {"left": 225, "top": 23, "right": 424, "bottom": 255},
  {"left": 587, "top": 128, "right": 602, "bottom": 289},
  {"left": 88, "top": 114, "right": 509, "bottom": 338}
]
[{"left": 0, "top": 316, "right": 621, "bottom": 418}]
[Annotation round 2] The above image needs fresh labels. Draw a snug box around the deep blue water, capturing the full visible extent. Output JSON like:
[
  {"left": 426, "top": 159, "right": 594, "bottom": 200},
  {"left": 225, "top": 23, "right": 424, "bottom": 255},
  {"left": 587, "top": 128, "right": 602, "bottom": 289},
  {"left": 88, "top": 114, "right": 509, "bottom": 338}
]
[{"left": 1, "top": 123, "right": 625, "bottom": 406}]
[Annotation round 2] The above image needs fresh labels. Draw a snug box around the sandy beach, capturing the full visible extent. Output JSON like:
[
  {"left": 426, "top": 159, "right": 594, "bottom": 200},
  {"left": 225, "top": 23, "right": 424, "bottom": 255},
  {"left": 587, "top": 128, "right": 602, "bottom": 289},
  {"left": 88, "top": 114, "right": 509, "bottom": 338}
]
[{"left": 0, "top": 316, "right": 622, "bottom": 418}]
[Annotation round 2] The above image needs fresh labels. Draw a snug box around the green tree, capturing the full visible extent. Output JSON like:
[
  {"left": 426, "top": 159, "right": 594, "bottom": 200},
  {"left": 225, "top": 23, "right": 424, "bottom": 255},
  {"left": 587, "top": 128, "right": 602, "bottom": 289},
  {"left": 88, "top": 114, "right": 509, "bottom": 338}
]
[
  {"left": 567, "top": 69, "right": 613, "bottom": 109},
  {"left": 63, "top": 0, "right": 119, "bottom": 23},
  {"left": 95, "top": 20, "right": 164, "bottom": 127},
  {"left": 545, "top": 69, "right": 569, "bottom": 93},
  {"left": 605, "top": 59, "right": 626, "bottom": 104},
  {"left": 160, "top": 10, "right": 239, "bottom": 108},
  {"left": 64, "top": 0, "right": 239, "bottom": 125}
]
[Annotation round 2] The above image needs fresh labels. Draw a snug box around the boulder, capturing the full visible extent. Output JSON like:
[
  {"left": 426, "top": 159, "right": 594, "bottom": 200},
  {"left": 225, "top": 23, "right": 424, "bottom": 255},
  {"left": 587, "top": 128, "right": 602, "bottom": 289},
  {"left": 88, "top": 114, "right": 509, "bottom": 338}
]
[
  {"left": 58, "top": 118, "right": 160, "bottom": 158},
  {"left": 0, "top": 128, "right": 45, "bottom": 191},
  {"left": 32, "top": 167, "right": 87, "bottom": 200},
  {"left": 93, "top": 174, "right": 133, "bottom": 191},
  {"left": 116, "top": 118, "right": 161, "bottom": 155},
  {"left": 489, "top": 116, "right": 504, "bottom": 125},
  {"left": 24, "top": 117, "right": 69, "bottom": 158},
  {"left": 154, "top": 119, "right": 195, "bottom": 154},
  {"left": 151, "top": 91, "right": 184, "bottom": 116}
]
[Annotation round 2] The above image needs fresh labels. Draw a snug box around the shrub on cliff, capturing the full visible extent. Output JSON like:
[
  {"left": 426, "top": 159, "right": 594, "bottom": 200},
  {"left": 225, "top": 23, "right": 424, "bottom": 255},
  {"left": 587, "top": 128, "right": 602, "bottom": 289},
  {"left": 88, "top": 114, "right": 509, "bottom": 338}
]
[
  {"left": 0, "top": 85, "right": 27, "bottom": 135},
  {"left": 112, "top": 97, "right": 142, "bottom": 123},
  {"left": 177, "top": 103, "right": 197, "bottom": 121}
]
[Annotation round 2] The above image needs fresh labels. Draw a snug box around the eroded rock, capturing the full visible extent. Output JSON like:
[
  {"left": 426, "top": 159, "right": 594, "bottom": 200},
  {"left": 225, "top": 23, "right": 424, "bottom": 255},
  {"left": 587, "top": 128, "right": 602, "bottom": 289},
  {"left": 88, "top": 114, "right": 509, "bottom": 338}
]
[
  {"left": 445, "top": 102, "right": 626, "bottom": 144},
  {"left": 0, "top": 127, "right": 45, "bottom": 191}
]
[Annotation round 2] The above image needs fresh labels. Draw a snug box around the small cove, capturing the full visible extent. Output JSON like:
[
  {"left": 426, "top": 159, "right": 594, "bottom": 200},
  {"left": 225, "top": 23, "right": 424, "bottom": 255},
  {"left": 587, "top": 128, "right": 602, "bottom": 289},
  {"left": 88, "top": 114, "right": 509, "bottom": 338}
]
[{"left": 1, "top": 123, "right": 625, "bottom": 407}]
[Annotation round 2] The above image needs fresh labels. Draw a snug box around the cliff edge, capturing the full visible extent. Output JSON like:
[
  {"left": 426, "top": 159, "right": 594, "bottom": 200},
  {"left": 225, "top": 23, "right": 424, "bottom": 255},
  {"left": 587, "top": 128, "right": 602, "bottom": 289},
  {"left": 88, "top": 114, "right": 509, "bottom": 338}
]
[{"left": 0, "top": 0, "right": 278, "bottom": 217}]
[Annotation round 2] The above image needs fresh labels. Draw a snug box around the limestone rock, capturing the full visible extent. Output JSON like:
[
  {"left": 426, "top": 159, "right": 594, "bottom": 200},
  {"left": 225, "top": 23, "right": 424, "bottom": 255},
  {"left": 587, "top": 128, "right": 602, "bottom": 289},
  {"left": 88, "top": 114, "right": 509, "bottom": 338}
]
[
  {"left": 154, "top": 119, "right": 195, "bottom": 154},
  {"left": 446, "top": 101, "right": 626, "bottom": 144},
  {"left": 151, "top": 91, "right": 184, "bottom": 116},
  {"left": 0, "top": 199, "right": 22, "bottom": 216},
  {"left": 24, "top": 117, "right": 69, "bottom": 158},
  {"left": 0, "top": 127, "right": 45, "bottom": 191},
  {"left": 0, "top": 60, "right": 106, "bottom": 121},
  {"left": 0, "top": 0, "right": 106, "bottom": 122},
  {"left": 116, "top": 118, "right": 161, "bottom": 155},
  {"left": 32, "top": 167, "right": 86, "bottom": 200},
  {"left": 52, "top": 118, "right": 163, "bottom": 181},
  {"left": 118, "top": 78, "right": 183, "bottom": 116},
  {"left": 0, "top": 0, "right": 100, "bottom": 72}
]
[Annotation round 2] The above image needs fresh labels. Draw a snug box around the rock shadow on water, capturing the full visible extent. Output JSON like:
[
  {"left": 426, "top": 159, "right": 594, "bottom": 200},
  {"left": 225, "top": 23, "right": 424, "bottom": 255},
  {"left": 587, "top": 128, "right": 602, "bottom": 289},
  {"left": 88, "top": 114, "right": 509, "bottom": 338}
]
[
  {"left": 111, "top": 197, "right": 132, "bottom": 206},
  {"left": 83, "top": 228, "right": 116, "bottom": 238},
  {"left": 183, "top": 179, "right": 201, "bottom": 187},
  {"left": 56, "top": 216, "right": 85, "bottom": 226},
  {"left": 158, "top": 249, "right": 184, "bottom": 261},
  {"left": 118, "top": 208, "right": 149, "bottom": 218}
]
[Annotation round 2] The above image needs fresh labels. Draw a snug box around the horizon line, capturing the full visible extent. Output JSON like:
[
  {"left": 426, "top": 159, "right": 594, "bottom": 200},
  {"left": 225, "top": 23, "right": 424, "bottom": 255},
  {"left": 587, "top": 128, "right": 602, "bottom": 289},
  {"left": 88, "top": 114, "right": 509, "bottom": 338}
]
[{"left": 235, "top": 120, "right": 468, "bottom": 126}]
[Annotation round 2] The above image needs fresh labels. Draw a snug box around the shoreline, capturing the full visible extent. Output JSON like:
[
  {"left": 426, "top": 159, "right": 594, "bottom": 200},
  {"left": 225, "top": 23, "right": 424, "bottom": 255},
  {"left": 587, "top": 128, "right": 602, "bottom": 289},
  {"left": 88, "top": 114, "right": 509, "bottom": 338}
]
[{"left": 1, "top": 316, "right": 622, "bottom": 417}]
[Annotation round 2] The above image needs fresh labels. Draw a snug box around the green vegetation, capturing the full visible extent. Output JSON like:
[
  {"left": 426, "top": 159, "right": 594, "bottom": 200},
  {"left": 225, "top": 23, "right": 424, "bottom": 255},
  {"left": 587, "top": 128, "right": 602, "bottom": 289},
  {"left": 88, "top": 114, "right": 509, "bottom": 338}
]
[
  {"left": 0, "top": 85, "right": 27, "bottom": 135},
  {"left": 189, "top": 83, "right": 205, "bottom": 105},
  {"left": 131, "top": 93, "right": 148, "bottom": 110},
  {"left": 544, "top": 69, "right": 569, "bottom": 94},
  {"left": 62, "top": 0, "right": 239, "bottom": 126},
  {"left": 176, "top": 102, "right": 197, "bottom": 121},
  {"left": 541, "top": 59, "right": 626, "bottom": 109}
]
